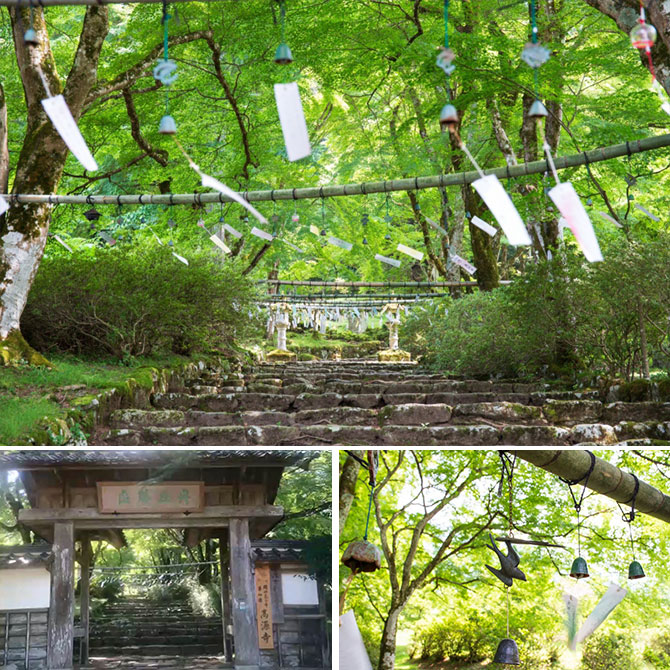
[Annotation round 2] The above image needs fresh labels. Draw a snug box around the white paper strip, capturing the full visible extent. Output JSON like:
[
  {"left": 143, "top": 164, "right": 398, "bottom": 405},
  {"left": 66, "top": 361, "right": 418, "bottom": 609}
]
[
  {"left": 223, "top": 223, "right": 243, "bottom": 239},
  {"left": 573, "top": 583, "right": 626, "bottom": 649},
  {"left": 274, "top": 82, "right": 312, "bottom": 162},
  {"left": 0, "top": 196, "right": 8, "bottom": 216},
  {"left": 471, "top": 215, "right": 497, "bottom": 237},
  {"left": 210, "top": 234, "right": 231, "bottom": 254},
  {"left": 340, "top": 611, "right": 373, "bottom": 670},
  {"left": 375, "top": 253, "right": 401, "bottom": 268},
  {"left": 41, "top": 95, "right": 98, "bottom": 172},
  {"left": 450, "top": 253, "right": 477, "bottom": 275},
  {"left": 563, "top": 592, "right": 579, "bottom": 649},
  {"left": 310, "top": 224, "right": 320, "bottom": 235},
  {"left": 153, "top": 231, "right": 164, "bottom": 246},
  {"left": 472, "top": 175, "right": 531, "bottom": 245},
  {"left": 173, "top": 252, "right": 189, "bottom": 265},
  {"left": 425, "top": 215, "right": 448, "bottom": 236},
  {"left": 597, "top": 211, "right": 623, "bottom": 228},
  {"left": 282, "top": 240, "right": 304, "bottom": 253},
  {"left": 200, "top": 173, "right": 268, "bottom": 225},
  {"left": 328, "top": 236, "right": 353, "bottom": 251},
  {"left": 549, "top": 182, "right": 603, "bottom": 262},
  {"left": 251, "top": 226, "right": 274, "bottom": 242},
  {"left": 635, "top": 203, "right": 660, "bottom": 221},
  {"left": 397, "top": 243, "right": 424, "bottom": 261},
  {"left": 53, "top": 234, "right": 73, "bottom": 253}
]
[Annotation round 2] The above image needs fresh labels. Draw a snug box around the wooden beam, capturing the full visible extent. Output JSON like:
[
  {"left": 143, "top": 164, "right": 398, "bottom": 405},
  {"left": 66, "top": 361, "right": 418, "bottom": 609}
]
[
  {"left": 3, "top": 133, "right": 670, "bottom": 206},
  {"left": 47, "top": 521, "right": 75, "bottom": 670},
  {"left": 219, "top": 532, "right": 234, "bottom": 663},
  {"left": 19, "top": 504, "right": 283, "bottom": 525},
  {"left": 229, "top": 518, "right": 260, "bottom": 670},
  {"left": 79, "top": 536, "right": 92, "bottom": 665},
  {"left": 517, "top": 450, "right": 670, "bottom": 523}
]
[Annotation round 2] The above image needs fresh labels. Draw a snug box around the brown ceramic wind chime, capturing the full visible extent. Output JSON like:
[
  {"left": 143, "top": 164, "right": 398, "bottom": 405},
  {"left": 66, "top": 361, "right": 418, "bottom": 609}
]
[{"left": 340, "top": 451, "right": 382, "bottom": 612}]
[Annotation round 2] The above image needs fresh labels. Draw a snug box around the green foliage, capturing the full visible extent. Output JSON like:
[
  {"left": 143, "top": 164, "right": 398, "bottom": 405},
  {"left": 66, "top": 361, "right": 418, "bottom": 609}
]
[
  {"left": 581, "top": 632, "right": 638, "bottom": 670},
  {"left": 0, "top": 396, "right": 62, "bottom": 446},
  {"left": 22, "top": 245, "right": 261, "bottom": 359},
  {"left": 403, "top": 236, "right": 670, "bottom": 382},
  {"left": 90, "top": 574, "right": 123, "bottom": 601},
  {"left": 644, "top": 632, "right": 670, "bottom": 669}
]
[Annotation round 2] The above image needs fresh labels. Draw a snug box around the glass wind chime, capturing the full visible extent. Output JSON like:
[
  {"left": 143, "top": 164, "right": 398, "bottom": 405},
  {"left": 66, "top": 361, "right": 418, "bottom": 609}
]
[
  {"left": 630, "top": 2, "right": 670, "bottom": 116},
  {"left": 523, "top": 0, "right": 603, "bottom": 263},
  {"left": 438, "top": 1, "right": 531, "bottom": 247},
  {"left": 156, "top": 0, "right": 178, "bottom": 135}
]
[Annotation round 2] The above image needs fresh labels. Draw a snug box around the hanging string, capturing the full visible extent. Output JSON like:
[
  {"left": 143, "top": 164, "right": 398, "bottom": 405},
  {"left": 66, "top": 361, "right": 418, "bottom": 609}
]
[
  {"left": 560, "top": 451, "right": 596, "bottom": 557},
  {"left": 162, "top": 0, "right": 171, "bottom": 116},
  {"left": 280, "top": 0, "right": 287, "bottom": 44},
  {"left": 616, "top": 473, "right": 640, "bottom": 560},
  {"left": 443, "top": 0, "right": 450, "bottom": 49},
  {"left": 506, "top": 587, "right": 510, "bottom": 637}
]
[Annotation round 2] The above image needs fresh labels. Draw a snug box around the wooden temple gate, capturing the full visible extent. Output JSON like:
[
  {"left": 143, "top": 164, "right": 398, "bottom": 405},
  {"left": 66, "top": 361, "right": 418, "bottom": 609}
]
[{"left": 0, "top": 450, "right": 321, "bottom": 670}]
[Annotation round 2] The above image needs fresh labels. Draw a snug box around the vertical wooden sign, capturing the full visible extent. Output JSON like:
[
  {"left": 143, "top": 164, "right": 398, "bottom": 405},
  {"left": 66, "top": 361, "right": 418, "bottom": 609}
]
[{"left": 255, "top": 563, "right": 274, "bottom": 649}]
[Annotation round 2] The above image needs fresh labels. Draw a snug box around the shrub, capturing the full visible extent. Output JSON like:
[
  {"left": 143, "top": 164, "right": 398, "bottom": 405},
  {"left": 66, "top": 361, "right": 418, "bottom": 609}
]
[
  {"left": 89, "top": 574, "right": 123, "bottom": 601},
  {"left": 581, "top": 631, "right": 637, "bottom": 670},
  {"left": 22, "top": 245, "right": 262, "bottom": 358},
  {"left": 644, "top": 631, "right": 670, "bottom": 669}
]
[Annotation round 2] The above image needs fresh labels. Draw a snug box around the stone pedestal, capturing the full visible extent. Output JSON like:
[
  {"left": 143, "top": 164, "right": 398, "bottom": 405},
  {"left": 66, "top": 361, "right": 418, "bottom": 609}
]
[
  {"left": 267, "top": 303, "right": 296, "bottom": 362},
  {"left": 377, "top": 348, "right": 411, "bottom": 362}
]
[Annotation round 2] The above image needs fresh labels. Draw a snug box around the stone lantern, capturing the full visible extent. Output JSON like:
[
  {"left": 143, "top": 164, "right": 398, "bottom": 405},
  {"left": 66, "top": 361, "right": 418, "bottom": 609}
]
[
  {"left": 377, "top": 302, "right": 411, "bottom": 362},
  {"left": 267, "top": 302, "right": 297, "bottom": 362}
]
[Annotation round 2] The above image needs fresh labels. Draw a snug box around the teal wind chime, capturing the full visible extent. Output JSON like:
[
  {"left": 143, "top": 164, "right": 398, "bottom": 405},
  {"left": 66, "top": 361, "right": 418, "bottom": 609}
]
[{"left": 156, "top": 0, "right": 178, "bottom": 135}]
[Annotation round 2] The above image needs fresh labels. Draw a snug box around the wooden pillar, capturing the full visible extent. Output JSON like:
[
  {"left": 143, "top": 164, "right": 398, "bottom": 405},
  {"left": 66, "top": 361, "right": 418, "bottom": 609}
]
[
  {"left": 47, "top": 521, "right": 75, "bottom": 670},
  {"left": 79, "top": 536, "right": 92, "bottom": 665},
  {"left": 219, "top": 532, "right": 233, "bottom": 662},
  {"left": 229, "top": 519, "right": 260, "bottom": 670}
]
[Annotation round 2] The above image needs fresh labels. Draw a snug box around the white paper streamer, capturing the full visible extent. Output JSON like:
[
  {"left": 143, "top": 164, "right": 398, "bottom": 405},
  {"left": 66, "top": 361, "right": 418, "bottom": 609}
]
[
  {"left": 573, "top": 583, "right": 626, "bottom": 649},
  {"left": 425, "top": 215, "right": 448, "bottom": 236},
  {"left": 152, "top": 231, "right": 164, "bottom": 246},
  {"left": 564, "top": 592, "right": 579, "bottom": 649},
  {"left": 53, "top": 234, "right": 73, "bottom": 253},
  {"left": 0, "top": 196, "right": 8, "bottom": 216},
  {"left": 375, "top": 253, "right": 401, "bottom": 268},
  {"left": 471, "top": 215, "right": 497, "bottom": 236},
  {"left": 310, "top": 224, "right": 320, "bottom": 235},
  {"left": 200, "top": 173, "right": 268, "bottom": 225},
  {"left": 397, "top": 243, "right": 424, "bottom": 261},
  {"left": 251, "top": 226, "right": 274, "bottom": 242},
  {"left": 450, "top": 253, "right": 477, "bottom": 275},
  {"left": 282, "top": 239, "right": 304, "bottom": 253},
  {"left": 274, "top": 82, "right": 312, "bottom": 162},
  {"left": 549, "top": 182, "right": 603, "bottom": 262},
  {"left": 340, "top": 611, "right": 373, "bottom": 670},
  {"left": 210, "top": 234, "right": 231, "bottom": 254},
  {"left": 328, "top": 236, "right": 353, "bottom": 251},
  {"left": 472, "top": 175, "right": 531, "bottom": 245},
  {"left": 173, "top": 252, "right": 189, "bottom": 265},
  {"left": 223, "top": 223, "right": 243, "bottom": 239},
  {"left": 634, "top": 203, "right": 660, "bottom": 221},
  {"left": 41, "top": 95, "right": 98, "bottom": 172},
  {"left": 597, "top": 211, "right": 623, "bottom": 228}
]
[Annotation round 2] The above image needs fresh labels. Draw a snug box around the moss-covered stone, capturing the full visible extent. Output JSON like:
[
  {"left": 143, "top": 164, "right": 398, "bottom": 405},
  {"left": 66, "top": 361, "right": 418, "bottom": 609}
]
[
  {"left": 267, "top": 349, "right": 297, "bottom": 362},
  {"left": 618, "top": 379, "right": 654, "bottom": 402},
  {"left": 377, "top": 349, "right": 411, "bottom": 362}
]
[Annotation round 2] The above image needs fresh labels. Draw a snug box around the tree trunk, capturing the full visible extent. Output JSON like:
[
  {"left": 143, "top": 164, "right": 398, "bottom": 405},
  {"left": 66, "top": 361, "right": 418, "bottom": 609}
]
[
  {"left": 377, "top": 606, "right": 401, "bottom": 670},
  {"left": 339, "top": 451, "right": 362, "bottom": 534},
  {"left": 0, "top": 5, "right": 108, "bottom": 365}
]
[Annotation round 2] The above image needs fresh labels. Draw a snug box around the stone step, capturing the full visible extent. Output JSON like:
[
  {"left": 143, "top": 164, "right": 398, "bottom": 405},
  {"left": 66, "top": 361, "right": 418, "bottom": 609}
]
[
  {"left": 83, "top": 656, "right": 231, "bottom": 669},
  {"left": 90, "top": 644, "right": 223, "bottom": 657},
  {"left": 90, "top": 634, "right": 222, "bottom": 647}
]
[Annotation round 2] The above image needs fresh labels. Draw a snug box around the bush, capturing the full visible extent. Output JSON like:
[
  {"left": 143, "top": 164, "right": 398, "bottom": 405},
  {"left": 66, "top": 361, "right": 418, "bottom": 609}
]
[
  {"left": 22, "top": 245, "right": 262, "bottom": 358},
  {"left": 644, "top": 631, "right": 670, "bottom": 669},
  {"left": 403, "top": 235, "right": 670, "bottom": 383},
  {"left": 89, "top": 574, "right": 123, "bottom": 601},
  {"left": 581, "top": 631, "right": 637, "bottom": 670}
]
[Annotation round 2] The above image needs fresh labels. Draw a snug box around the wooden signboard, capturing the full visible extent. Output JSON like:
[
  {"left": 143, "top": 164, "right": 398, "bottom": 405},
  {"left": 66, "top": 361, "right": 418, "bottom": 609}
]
[
  {"left": 255, "top": 563, "right": 274, "bottom": 649},
  {"left": 97, "top": 482, "right": 205, "bottom": 513}
]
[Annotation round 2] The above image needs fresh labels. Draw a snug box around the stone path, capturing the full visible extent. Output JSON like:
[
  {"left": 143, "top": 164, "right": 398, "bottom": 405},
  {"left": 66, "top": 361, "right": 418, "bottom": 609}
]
[
  {"left": 88, "top": 596, "right": 223, "bottom": 660},
  {"left": 101, "top": 360, "right": 670, "bottom": 446}
]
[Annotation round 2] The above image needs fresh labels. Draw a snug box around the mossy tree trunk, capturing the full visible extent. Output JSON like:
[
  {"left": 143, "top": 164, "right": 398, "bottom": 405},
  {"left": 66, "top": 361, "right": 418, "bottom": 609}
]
[{"left": 0, "top": 5, "right": 109, "bottom": 365}]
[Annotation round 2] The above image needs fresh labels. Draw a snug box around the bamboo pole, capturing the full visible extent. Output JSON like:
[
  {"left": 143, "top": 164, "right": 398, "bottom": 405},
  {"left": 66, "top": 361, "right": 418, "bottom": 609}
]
[
  {"left": 259, "top": 280, "right": 511, "bottom": 288},
  {"left": 3, "top": 134, "right": 670, "bottom": 206},
  {"left": 517, "top": 450, "right": 670, "bottom": 524}
]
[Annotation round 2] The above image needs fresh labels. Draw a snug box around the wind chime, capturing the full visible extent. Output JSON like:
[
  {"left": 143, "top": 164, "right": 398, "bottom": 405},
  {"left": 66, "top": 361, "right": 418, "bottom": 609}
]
[
  {"left": 616, "top": 474, "right": 646, "bottom": 580},
  {"left": 489, "top": 452, "right": 525, "bottom": 667},
  {"left": 630, "top": 2, "right": 670, "bottom": 115},
  {"left": 156, "top": 0, "right": 178, "bottom": 135}
]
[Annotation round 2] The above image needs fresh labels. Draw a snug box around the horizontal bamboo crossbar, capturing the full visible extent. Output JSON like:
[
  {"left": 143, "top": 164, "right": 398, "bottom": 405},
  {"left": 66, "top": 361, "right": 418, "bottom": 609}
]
[{"left": 3, "top": 134, "right": 669, "bottom": 206}]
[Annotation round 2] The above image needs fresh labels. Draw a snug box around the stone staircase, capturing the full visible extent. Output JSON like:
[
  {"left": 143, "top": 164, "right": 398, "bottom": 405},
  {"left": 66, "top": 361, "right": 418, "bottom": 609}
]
[
  {"left": 88, "top": 596, "right": 224, "bottom": 660},
  {"left": 101, "top": 360, "right": 670, "bottom": 446}
]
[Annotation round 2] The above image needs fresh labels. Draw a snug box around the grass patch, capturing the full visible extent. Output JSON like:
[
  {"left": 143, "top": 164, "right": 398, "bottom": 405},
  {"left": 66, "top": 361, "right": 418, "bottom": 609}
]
[
  {"left": 0, "top": 353, "right": 192, "bottom": 445},
  {"left": 0, "top": 396, "right": 62, "bottom": 446},
  {"left": 395, "top": 643, "right": 488, "bottom": 670}
]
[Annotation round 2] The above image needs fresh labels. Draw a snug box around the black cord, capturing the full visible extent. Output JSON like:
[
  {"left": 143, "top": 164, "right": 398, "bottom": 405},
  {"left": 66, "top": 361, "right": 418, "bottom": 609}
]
[
  {"left": 560, "top": 450, "right": 596, "bottom": 513},
  {"left": 616, "top": 473, "right": 640, "bottom": 523}
]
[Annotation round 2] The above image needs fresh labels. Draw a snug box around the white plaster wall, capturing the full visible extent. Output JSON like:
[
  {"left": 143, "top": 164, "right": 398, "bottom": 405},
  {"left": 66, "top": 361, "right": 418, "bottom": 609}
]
[
  {"left": 281, "top": 571, "right": 319, "bottom": 606},
  {"left": 0, "top": 567, "right": 51, "bottom": 610}
]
